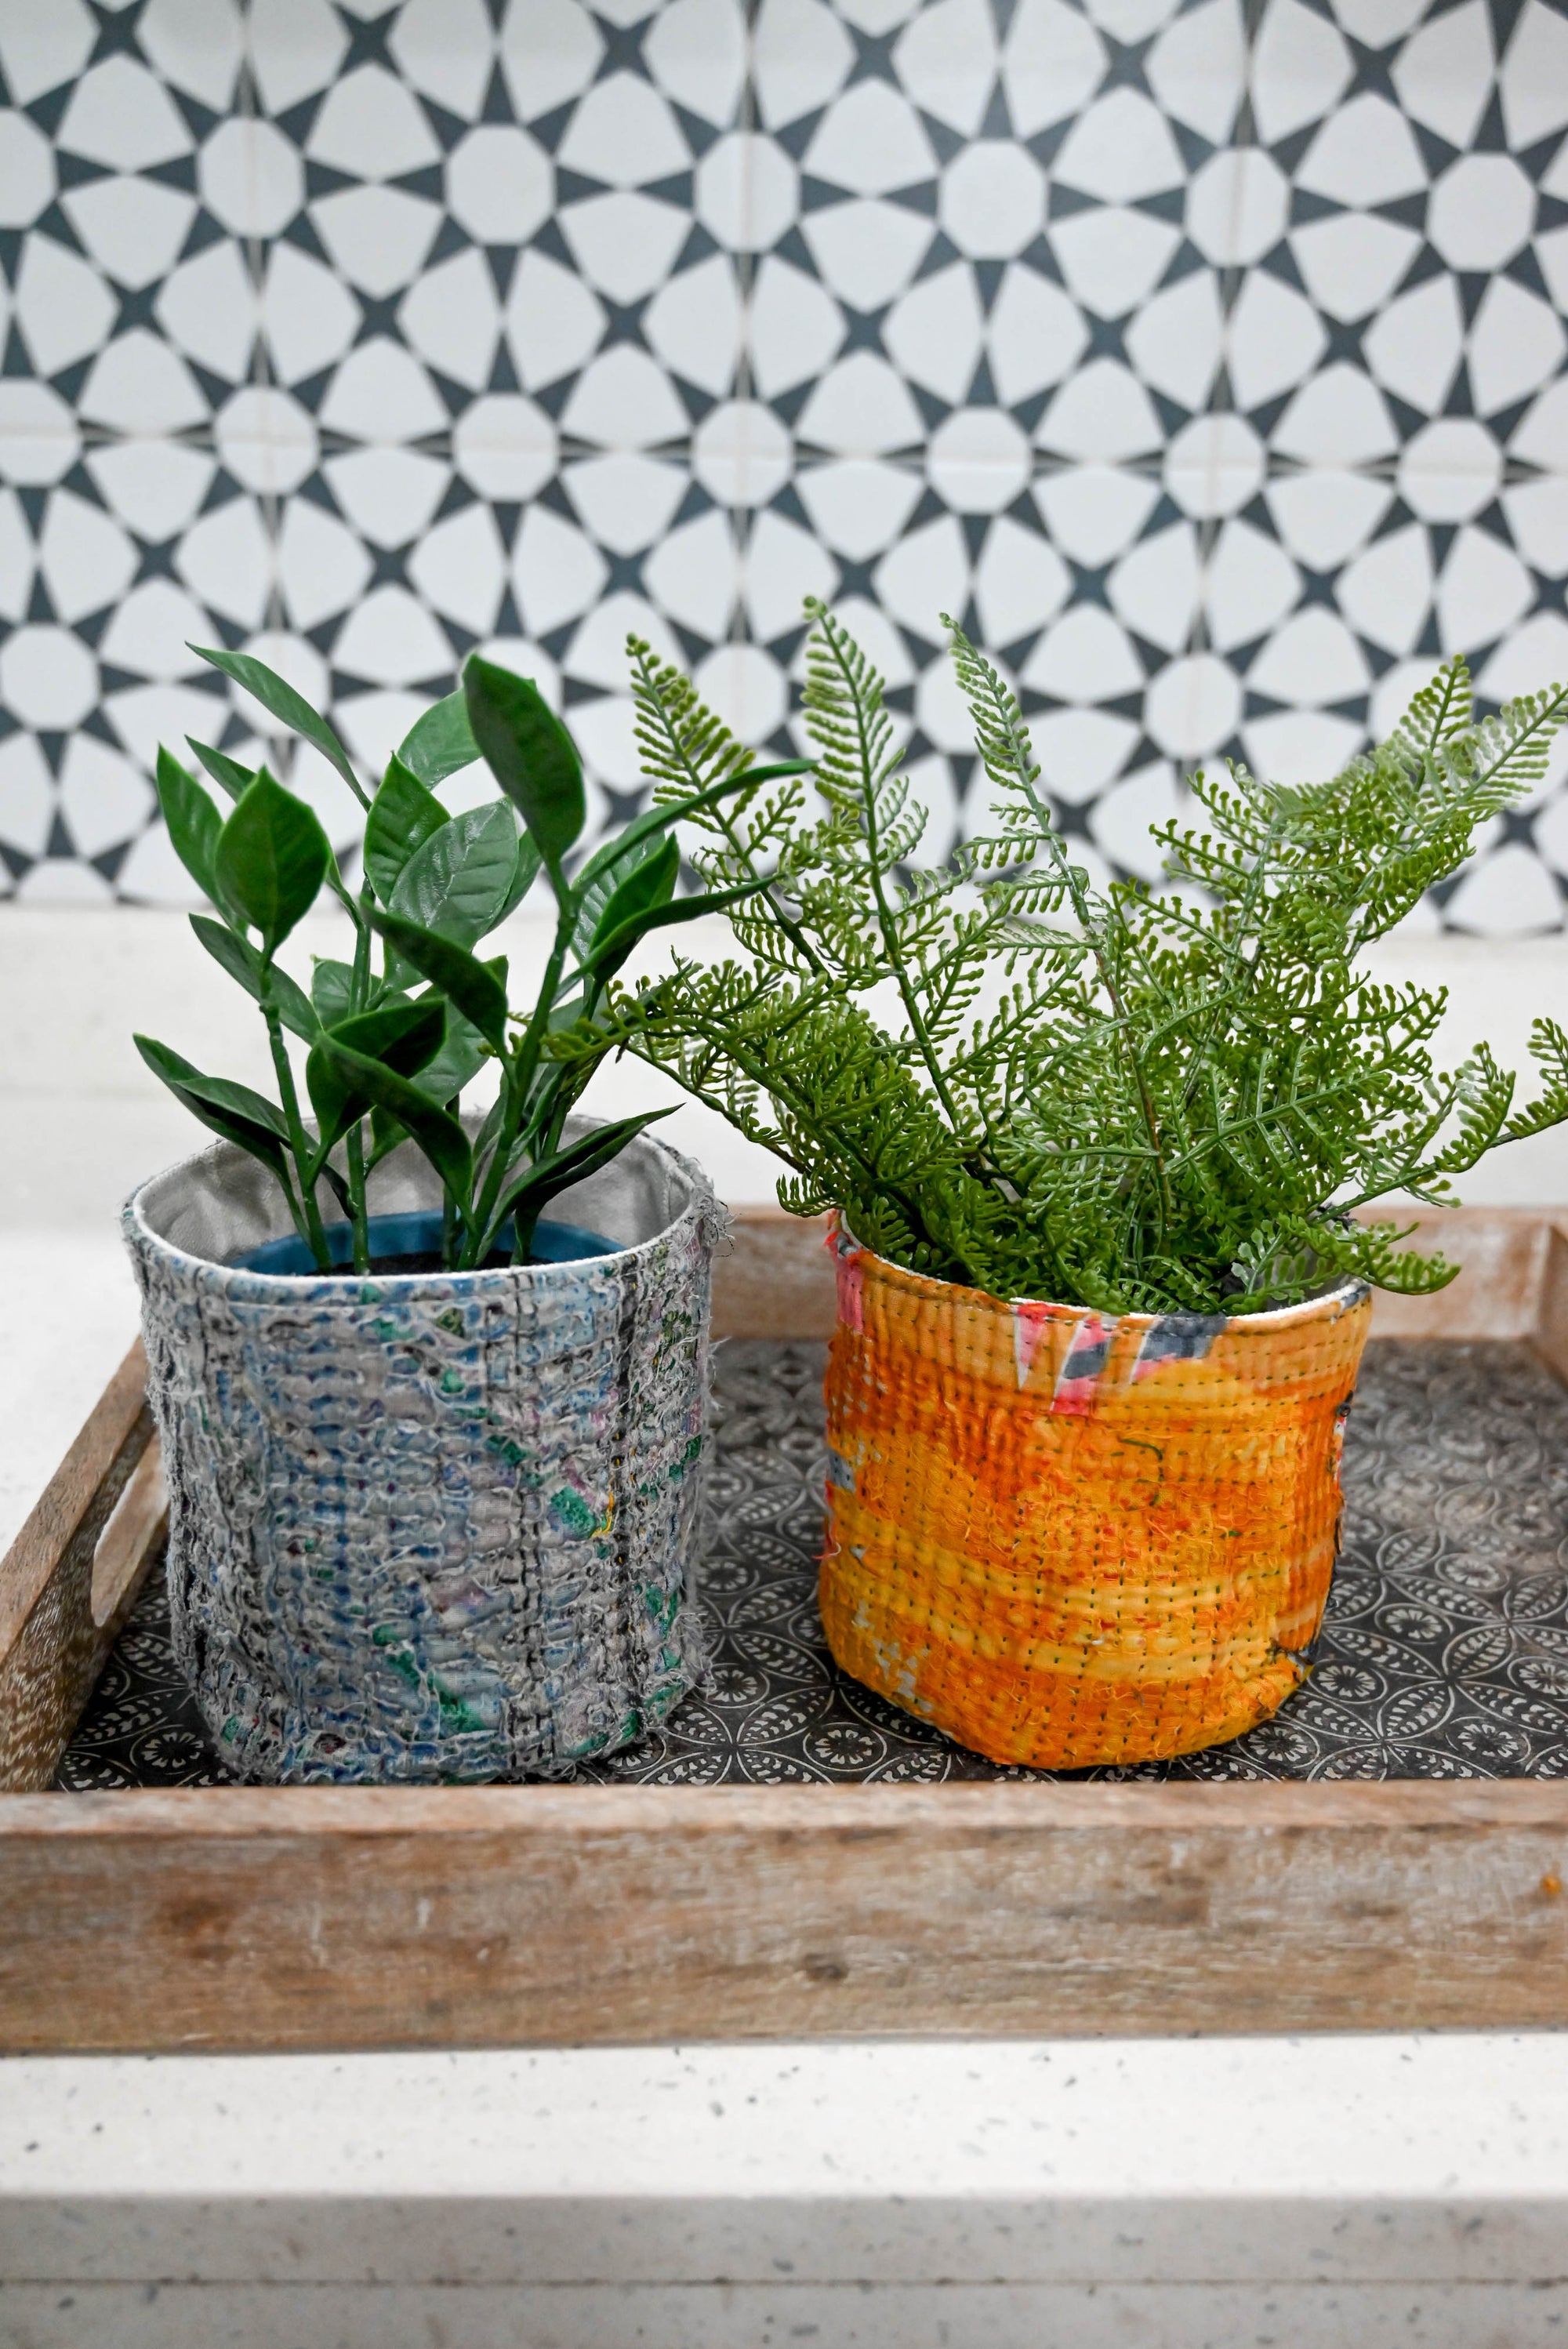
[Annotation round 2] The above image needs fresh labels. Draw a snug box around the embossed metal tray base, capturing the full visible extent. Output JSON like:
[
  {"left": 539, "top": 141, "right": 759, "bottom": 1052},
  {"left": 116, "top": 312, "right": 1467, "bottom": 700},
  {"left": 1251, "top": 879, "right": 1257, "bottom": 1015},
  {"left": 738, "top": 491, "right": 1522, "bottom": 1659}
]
[{"left": 56, "top": 1338, "right": 1568, "bottom": 1791}]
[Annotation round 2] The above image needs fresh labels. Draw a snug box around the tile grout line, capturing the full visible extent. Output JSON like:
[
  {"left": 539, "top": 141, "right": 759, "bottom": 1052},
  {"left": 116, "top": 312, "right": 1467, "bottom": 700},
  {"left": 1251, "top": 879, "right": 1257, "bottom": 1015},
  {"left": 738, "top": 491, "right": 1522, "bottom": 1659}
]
[
  {"left": 1181, "top": 0, "right": 1272, "bottom": 781},
  {"left": 243, "top": 0, "right": 296, "bottom": 783},
  {"left": 731, "top": 0, "right": 757, "bottom": 693}
]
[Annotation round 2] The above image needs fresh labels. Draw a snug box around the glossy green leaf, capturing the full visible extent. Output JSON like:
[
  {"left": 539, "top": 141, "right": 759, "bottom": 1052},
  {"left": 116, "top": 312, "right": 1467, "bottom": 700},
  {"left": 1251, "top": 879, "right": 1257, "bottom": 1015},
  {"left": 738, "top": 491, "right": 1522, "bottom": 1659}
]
[
  {"left": 583, "top": 880, "right": 763, "bottom": 985},
  {"left": 334, "top": 1000, "right": 445, "bottom": 1075},
  {"left": 496, "top": 829, "right": 543, "bottom": 924},
  {"left": 570, "top": 833, "right": 644, "bottom": 947},
  {"left": 370, "top": 908, "right": 510, "bottom": 1051},
  {"left": 270, "top": 963, "right": 321, "bottom": 1042},
  {"left": 365, "top": 754, "right": 446, "bottom": 905},
  {"left": 310, "top": 958, "right": 358, "bottom": 1029},
  {"left": 589, "top": 836, "right": 678, "bottom": 956},
  {"left": 388, "top": 801, "right": 517, "bottom": 948},
  {"left": 368, "top": 1105, "right": 406, "bottom": 1168},
  {"left": 308, "top": 1078, "right": 394, "bottom": 1178},
  {"left": 214, "top": 770, "right": 332, "bottom": 960},
  {"left": 307, "top": 998, "right": 445, "bottom": 1157},
  {"left": 485, "top": 1110, "right": 673, "bottom": 1255},
  {"left": 192, "top": 644, "right": 363, "bottom": 803},
  {"left": 568, "top": 833, "right": 670, "bottom": 968},
  {"left": 411, "top": 1003, "right": 488, "bottom": 1107},
  {"left": 317, "top": 1037, "right": 473, "bottom": 1206},
  {"left": 463, "top": 656, "right": 584, "bottom": 870},
  {"left": 136, "top": 1038, "right": 288, "bottom": 1137},
  {"left": 185, "top": 738, "right": 254, "bottom": 804},
  {"left": 191, "top": 915, "right": 318, "bottom": 1043},
  {"left": 134, "top": 1034, "right": 292, "bottom": 1182},
  {"left": 155, "top": 747, "right": 222, "bottom": 902},
  {"left": 318, "top": 1159, "right": 353, "bottom": 1220},
  {"left": 471, "top": 1091, "right": 506, "bottom": 1166},
  {"left": 397, "top": 689, "right": 481, "bottom": 788}
]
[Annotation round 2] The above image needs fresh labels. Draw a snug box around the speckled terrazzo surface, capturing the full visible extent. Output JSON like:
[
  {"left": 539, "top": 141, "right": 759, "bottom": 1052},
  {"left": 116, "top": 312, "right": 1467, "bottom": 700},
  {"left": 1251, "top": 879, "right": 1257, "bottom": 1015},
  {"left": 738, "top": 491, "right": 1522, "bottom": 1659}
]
[{"left": 55, "top": 1339, "right": 1568, "bottom": 1789}]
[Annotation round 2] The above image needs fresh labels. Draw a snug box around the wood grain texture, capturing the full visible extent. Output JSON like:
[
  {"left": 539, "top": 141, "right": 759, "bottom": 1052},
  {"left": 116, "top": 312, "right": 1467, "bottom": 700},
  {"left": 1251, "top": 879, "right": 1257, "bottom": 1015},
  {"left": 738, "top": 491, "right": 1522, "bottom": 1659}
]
[
  {"left": 1358, "top": 1207, "right": 1561, "bottom": 1341},
  {"left": 0, "top": 1342, "right": 148, "bottom": 1653},
  {"left": 0, "top": 1783, "right": 1565, "bottom": 2051},
  {"left": 0, "top": 1342, "right": 158, "bottom": 1793},
  {"left": 713, "top": 1208, "right": 837, "bottom": 1339},
  {"left": 1534, "top": 1222, "right": 1568, "bottom": 1387},
  {"left": 89, "top": 1440, "right": 166, "bottom": 1630}
]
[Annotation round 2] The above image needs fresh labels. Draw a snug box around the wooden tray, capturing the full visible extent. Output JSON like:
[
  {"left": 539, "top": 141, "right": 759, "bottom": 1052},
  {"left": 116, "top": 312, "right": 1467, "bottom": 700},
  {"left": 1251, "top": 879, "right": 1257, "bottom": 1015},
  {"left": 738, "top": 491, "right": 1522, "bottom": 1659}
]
[{"left": 2, "top": 1206, "right": 1566, "bottom": 2053}]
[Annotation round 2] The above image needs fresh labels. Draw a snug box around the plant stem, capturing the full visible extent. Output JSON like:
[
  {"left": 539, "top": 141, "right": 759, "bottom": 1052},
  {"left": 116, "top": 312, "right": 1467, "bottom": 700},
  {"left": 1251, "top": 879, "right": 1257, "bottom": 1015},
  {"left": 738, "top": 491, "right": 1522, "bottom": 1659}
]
[
  {"left": 263, "top": 984, "right": 331, "bottom": 1271},
  {"left": 274, "top": 1160, "right": 311, "bottom": 1252},
  {"left": 466, "top": 886, "right": 576, "bottom": 1263},
  {"left": 345, "top": 1120, "right": 371, "bottom": 1272},
  {"left": 351, "top": 879, "right": 375, "bottom": 1011},
  {"left": 441, "top": 1164, "right": 458, "bottom": 1270},
  {"left": 538, "top": 976, "right": 608, "bottom": 1155},
  {"left": 511, "top": 1199, "right": 542, "bottom": 1265}
]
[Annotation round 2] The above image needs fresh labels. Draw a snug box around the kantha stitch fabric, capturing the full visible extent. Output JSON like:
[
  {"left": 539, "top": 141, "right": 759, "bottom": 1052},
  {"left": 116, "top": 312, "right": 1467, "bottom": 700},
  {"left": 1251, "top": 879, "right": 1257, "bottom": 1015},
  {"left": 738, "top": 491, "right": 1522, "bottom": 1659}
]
[
  {"left": 122, "top": 1121, "right": 719, "bottom": 1782},
  {"left": 820, "top": 1225, "right": 1374, "bottom": 1768}
]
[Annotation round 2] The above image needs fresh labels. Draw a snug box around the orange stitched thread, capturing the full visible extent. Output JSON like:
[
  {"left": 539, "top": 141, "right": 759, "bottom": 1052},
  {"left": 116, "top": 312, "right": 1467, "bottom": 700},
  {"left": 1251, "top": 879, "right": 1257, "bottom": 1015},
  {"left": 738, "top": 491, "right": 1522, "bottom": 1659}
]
[{"left": 819, "top": 1223, "right": 1373, "bottom": 1770}]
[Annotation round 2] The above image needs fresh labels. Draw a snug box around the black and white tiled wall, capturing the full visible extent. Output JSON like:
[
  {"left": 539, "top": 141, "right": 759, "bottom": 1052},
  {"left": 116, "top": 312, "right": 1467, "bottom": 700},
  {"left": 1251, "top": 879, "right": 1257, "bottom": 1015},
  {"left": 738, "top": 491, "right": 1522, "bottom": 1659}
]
[{"left": 1, "top": 0, "right": 1566, "bottom": 931}]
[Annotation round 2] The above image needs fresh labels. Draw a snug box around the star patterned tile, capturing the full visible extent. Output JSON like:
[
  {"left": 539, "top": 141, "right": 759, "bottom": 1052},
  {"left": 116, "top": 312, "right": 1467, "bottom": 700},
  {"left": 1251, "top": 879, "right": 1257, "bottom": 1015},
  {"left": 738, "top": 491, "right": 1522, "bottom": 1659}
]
[{"left": 0, "top": 0, "right": 1566, "bottom": 928}]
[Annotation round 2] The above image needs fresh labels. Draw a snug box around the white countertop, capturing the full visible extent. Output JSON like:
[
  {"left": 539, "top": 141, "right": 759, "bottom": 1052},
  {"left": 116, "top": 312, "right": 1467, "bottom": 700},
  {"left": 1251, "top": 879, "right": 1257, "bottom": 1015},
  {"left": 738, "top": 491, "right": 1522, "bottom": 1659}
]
[
  {"left": 0, "top": 1230, "right": 140, "bottom": 1559},
  {"left": 5, "top": 910, "right": 1568, "bottom": 2345},
  {"left": 2, "top": 2037, "right": 1567, "bottom": 2343}
]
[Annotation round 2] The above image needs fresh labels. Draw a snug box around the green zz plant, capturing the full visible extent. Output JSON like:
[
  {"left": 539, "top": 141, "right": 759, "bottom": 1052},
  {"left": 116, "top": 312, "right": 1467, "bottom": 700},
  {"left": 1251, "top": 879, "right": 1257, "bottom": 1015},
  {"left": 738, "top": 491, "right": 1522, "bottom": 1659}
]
[
  {"left": 564, "top": 602, "right": 1568, "bottom": 1316},
  {"left": 136, "top": 644, "right": 794, "bottom": 1274}
]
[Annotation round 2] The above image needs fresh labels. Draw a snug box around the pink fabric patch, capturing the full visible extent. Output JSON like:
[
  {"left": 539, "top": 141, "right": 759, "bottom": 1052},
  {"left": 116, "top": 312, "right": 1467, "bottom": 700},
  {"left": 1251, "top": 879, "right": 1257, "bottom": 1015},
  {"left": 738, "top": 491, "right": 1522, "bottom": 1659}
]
[
  {"left": 1051, "top": 1312, "right": 1118, "bottom": 1416},
  {"left": 1011, "top": 1298, "right": 1056, "bottom": 1390},
  {"left": 832, "top": 1234, "right": 865, "bottom": 1334}
]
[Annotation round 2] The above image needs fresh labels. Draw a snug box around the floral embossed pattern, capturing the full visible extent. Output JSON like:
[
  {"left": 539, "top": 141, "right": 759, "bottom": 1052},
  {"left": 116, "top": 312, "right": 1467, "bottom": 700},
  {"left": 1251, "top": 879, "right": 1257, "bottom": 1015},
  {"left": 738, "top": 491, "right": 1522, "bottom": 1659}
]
[{"left": 56, "top": 1338, "right": 1568, "bottom": 1788}]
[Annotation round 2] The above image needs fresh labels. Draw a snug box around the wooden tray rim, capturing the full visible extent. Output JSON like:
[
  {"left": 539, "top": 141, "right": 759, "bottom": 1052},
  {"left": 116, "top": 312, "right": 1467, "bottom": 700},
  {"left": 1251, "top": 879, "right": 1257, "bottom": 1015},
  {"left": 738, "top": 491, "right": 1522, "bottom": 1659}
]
[{"left": 3, "top": 1203, "right": 1567, "bottom": 2050}]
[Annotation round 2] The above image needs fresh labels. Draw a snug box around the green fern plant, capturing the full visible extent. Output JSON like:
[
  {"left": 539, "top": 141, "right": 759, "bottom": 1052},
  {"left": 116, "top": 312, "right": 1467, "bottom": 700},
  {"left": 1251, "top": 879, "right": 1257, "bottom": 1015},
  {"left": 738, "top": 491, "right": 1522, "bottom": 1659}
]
[{"left": 568, "top": 603, "right": 1568, "bottom": 1314}]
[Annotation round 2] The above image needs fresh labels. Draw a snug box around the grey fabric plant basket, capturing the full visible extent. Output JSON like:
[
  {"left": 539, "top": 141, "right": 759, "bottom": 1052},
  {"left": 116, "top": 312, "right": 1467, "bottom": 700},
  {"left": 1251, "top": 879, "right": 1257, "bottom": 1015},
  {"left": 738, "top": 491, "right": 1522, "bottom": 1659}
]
[{"left": 123, "top": 1119, "right": 719, "bottom": 1785}]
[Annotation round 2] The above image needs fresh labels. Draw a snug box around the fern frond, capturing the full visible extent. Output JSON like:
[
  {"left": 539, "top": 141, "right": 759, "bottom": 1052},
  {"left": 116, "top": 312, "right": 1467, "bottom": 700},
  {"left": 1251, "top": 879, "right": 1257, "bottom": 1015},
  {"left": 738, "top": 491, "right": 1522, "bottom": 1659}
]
[
  {"left": 1390, "top": 655, "right": 1472, "bottom": 762},
  {"left": 800, "top": 599, "right": 905, "bottom": 855},
  {"left": 628, "top": 634, "right": 752, "bottom": 804},
  {"left": 603, "top": 611, "right": 1568, "bottom": 1315},
  {"left": 1222, "top": 1214, "right": 1457, "bottom": 1312},
  {"left": 1458, "top": 681, "right": 1568, "bottom": 804},
  {"left": 1504, "top": 1017, "right": 1568, "bottom": 1144}
]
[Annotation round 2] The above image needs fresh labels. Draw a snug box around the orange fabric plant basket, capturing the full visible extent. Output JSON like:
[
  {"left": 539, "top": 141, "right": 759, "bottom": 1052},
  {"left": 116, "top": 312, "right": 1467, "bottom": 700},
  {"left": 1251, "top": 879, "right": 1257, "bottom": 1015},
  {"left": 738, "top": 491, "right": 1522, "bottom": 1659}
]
[{"left": 818, "top": 1222, "right": 1374, "bottom": 1770}]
